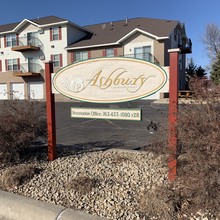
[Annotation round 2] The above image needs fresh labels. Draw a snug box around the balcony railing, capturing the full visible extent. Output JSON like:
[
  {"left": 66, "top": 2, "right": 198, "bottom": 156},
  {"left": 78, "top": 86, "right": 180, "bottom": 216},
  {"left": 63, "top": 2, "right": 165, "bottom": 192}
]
[
  {"left": 11, "top": 36, "right": 44, "bottom": 52},
  {"left": 178, "top": 37, "right": 192, "bottom": 54},
  {"left": 123, "top": 52, "right": 160, "bottom": 65},
  {"left": 13, "top": 62, "right": 43, "bottom": 77}
]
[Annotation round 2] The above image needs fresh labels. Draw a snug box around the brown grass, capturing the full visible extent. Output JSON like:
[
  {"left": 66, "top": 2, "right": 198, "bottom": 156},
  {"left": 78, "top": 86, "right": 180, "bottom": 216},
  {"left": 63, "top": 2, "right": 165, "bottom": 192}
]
[
  {"left": 0, "top": 164, "right": 42, "bottom": 190},
  {"left": 67, "top": 176, "right": 100, "bottom": 195}
]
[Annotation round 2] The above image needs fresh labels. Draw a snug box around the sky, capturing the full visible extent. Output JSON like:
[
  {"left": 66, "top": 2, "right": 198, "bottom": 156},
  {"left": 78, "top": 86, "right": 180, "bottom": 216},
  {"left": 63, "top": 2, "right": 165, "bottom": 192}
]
[{"left": 1, "top": 0, "right": 219, "bottom": 71}]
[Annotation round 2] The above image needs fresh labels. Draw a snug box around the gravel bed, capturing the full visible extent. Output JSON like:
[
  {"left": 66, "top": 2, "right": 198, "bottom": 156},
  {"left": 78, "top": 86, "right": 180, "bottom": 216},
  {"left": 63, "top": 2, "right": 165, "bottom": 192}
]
[{"left": 0, "top": 149, "right": 167, "bottom": 220}]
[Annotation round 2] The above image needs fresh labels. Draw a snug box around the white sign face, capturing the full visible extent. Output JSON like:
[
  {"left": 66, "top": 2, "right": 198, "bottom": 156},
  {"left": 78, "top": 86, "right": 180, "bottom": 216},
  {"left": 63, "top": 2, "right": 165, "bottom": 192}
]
[
  {"left": 53, "top": 57, "right": 167, "bottom": 103},
  {"left": 71, "top": 107, "right": 141, "bottom": 121}
]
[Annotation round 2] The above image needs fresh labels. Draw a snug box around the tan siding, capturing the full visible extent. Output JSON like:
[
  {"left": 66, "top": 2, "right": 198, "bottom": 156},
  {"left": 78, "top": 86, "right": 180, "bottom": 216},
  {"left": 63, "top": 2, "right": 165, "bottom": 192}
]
[
  {"left": 123, "top": 32, "right": 153, "bottom": 44},
  {"left": 67, "top": 52, "right": 72, "bottom": 64},
  {"left": 91, "top": 49, "right": 103, "bottom": 58},
  {"left": 91, "top": 47, "right": 123, "bottom": 58},
  {"left": 154, "top": 41, "right": 165, "bottom": 66},
  {"left": 164, "top": 39, "right": 171, "bottom": 66},
  {"left": 19, "top": 23, "right": 40, "bottom": 33}
]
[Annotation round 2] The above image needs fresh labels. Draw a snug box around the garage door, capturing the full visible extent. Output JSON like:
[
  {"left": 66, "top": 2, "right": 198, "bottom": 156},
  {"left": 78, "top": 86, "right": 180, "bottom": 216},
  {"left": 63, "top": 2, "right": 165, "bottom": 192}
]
[
  {"left": 29, "top": 82, "right": 44, "bottom": 100},
  {"left": 0, "top": 84, "right": 7, "bottom": 100},
  {"left": 11, "top": 83, "right": 25, "bottom": 100}
]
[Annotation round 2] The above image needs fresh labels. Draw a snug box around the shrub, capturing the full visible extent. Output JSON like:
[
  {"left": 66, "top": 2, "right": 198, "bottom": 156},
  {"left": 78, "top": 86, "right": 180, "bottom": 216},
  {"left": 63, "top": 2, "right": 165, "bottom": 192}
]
[
  {"left": 0, "top": 99, "right": 47, "bottom": 164},
  {"left": 0, "top": 163, "right": 42, "bottom": 190},
  {"left": 139, "top": 78, "right": 220, "bottom": 219},
  {"left": 175, "top": 78, "right": 220, "bottom": 218}
]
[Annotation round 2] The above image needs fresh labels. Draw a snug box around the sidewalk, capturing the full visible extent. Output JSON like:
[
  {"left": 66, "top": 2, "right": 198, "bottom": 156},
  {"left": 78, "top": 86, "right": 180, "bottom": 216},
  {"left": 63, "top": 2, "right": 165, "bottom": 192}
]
[{"left": 0, "top": 190, "right": 108, "bottom": 220}]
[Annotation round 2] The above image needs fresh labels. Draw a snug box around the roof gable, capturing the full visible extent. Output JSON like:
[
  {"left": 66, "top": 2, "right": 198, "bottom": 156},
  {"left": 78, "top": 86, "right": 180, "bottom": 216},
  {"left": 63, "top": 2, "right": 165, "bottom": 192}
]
[
  {"left": 0, "top": 16, "right": 69, "bottom": 34},
  {"left": 67, "top": 17, "right": 179, "bottom": 49}
]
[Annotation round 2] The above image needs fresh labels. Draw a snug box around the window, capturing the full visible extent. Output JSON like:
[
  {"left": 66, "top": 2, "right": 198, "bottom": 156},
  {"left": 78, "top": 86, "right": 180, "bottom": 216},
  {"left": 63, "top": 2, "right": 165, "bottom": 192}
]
[
  {"left": 106, "top": 48, "right": 114, "bottom": 57},
  {"left": 6, "top": 59, "right": 20, "bottom": 71},
  {"left": 50, "top": 27, "right": 62, "bottom": 41},
  {"left": 103, "top": 48, "right": 118, "bottom": 57},
  {"left": 75, "top": 51, "right": 88, "bottom": 62},
  {"left": 6, "top": 34, "right": 17, "bottom": 47},
  {"left": 51, "top": 54, "right": 62, "bottom": 68},
  {"left": 134, "top": 46, "right": 151, "bottom": 62}
]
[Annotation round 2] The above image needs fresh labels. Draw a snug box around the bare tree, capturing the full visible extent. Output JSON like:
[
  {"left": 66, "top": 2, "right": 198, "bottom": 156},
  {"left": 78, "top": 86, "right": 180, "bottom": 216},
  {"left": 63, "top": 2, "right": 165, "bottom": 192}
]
[{"left": 203, "top": 23, "right": 220, "bottom": 62}]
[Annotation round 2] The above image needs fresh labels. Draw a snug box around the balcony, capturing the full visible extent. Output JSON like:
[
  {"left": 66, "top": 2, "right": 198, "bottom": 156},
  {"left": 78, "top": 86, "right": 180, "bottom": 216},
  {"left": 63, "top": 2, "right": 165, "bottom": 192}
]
[
  {"left": 123, "top": 52, "right": 160, "bottom": 65},
  {"left": 11, "top": 36, "right": 43, "bottom": 52},
  {"left": 178, "top": 38, "right": 192, "bottom": 54},
  {"left": 13, "top": 62, "right": 43, "bottom": 77}
]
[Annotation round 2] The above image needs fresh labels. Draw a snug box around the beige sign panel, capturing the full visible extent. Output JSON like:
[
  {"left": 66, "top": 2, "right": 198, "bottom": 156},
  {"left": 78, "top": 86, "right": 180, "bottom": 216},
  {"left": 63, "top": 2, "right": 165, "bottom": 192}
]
[
  {"left": 71, "top": 107, "right": 141, "bottom": 121},
  {"left": 53, "top": 57, "right": 167, "bottom": 103}
]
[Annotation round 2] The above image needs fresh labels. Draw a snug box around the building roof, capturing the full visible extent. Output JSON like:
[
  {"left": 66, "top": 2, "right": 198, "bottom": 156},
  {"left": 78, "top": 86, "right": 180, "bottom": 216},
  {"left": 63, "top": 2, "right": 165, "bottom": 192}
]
[
  {"left": 67, "top": 17, "right": 180, "bottom": 50},
  {"left": 0, "top": 16, "right": 85, "bottom": 34}
]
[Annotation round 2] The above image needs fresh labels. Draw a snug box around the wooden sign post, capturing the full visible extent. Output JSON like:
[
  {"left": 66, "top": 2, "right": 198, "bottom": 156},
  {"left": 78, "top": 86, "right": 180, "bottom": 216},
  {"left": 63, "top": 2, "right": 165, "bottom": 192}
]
[
  {"left": 168, "top": 49, "right": 180, "bottom": 181},
  {"left": 45, "top": 61, "right": 56, "bottom": 161}
]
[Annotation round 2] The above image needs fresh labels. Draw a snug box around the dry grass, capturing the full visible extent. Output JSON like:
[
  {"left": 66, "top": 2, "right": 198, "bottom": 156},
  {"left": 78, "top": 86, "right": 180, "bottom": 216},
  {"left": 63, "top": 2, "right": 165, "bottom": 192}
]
[
  {"left": 67, "top": 176, "right": 101, "bottom": 195},
  {"left": 0, "top": 164, "right": 42, "bottom": 190}
]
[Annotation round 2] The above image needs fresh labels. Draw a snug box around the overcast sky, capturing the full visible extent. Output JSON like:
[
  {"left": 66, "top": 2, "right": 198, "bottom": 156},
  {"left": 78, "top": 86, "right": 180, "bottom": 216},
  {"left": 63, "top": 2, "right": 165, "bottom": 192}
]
[{"left": 1, "top": 0, "right": 220, "bottom": 70}]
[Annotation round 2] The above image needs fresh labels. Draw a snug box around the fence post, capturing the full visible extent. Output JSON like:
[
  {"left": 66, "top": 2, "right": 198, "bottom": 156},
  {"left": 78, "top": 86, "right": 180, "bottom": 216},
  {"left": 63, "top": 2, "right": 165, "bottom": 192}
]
[{"left": 45, "top": 61, "right": 56, "bottom": 161}]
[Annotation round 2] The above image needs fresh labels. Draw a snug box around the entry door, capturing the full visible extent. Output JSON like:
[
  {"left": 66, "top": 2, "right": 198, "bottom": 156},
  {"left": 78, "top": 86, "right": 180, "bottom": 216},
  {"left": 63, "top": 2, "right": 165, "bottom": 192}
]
[
  {"left": 29, "top": 82, "right": 44, "bottom": 99},
  {"left": 27, "top": 32, "right": 38, "bottom": 46},
  {"left": 11, "top": 83, "right": 25, "bottom": 100},
  {"left": 0, "top": 84, "right": 7, "bottom": 100},
  {"left": 28, "top": 57, "right": 39, "bottom": 72}
]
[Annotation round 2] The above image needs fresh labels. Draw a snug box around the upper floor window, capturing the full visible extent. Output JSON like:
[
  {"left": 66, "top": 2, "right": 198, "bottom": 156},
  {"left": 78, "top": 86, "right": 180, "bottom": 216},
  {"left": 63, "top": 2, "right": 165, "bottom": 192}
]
[
  {"left": 51, "top": 54, "right": 63, "bottom": 68},
  {"left": 50, "top": 27, "right": 62, "bottom": 41},
  {"left": 75, "top": 51, "right": 88, "bottom": 62},
  {"left": 6, "top": 34, "right": 17, "bottom": 47},
  {"left": 6, "top": 58, "right": 20, "bottom": 71}
]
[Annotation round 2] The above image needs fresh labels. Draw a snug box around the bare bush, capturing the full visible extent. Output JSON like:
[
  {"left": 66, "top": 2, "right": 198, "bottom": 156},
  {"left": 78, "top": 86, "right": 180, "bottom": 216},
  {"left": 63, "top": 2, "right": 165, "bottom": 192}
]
[
  {"left": 67, "top": 176, "right": 100, "bottom": 195},
  {"left": 140, "top": 78, "right": 220, "bottom": 219},
  {"left": 0, "top": 100, "right": 47, "bottom": 164},
  {"left": 175, "top": 78, "right": 220, "bottom": 218},
  {"left": 139, "top": 187, "right": 180, "bottom": 220},
  {"left": 0, "top": 164, "right": 42, "bottom": 190}
]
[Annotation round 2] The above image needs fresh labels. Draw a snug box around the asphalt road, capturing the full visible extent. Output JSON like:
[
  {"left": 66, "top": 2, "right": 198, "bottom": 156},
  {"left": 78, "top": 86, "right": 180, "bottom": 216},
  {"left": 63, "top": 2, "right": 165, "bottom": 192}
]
[{"left": 55, "top": 100, "right": 168, "bottom": 151}]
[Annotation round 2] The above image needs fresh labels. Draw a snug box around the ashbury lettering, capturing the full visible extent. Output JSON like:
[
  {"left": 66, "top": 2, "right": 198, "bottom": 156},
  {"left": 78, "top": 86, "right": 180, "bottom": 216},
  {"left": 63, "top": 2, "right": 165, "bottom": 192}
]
[{"left": 81, "top": 68, "right": 155, "bottom": 93}]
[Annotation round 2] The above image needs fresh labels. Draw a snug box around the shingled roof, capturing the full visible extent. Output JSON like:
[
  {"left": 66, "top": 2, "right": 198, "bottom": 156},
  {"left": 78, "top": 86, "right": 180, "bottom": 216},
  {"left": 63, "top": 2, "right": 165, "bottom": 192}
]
[
  {"left": 0, "top": 16, "right": 69, "bottom": 34},
  {"left": 67, "top": 17, "right": 180, "bottom": 49}
]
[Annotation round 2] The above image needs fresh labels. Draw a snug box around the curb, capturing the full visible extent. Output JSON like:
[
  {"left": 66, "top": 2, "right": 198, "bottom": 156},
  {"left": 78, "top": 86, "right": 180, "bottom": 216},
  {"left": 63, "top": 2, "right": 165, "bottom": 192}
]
[{"left": 0, "top": 190, "right": 108, "bottom": 220}]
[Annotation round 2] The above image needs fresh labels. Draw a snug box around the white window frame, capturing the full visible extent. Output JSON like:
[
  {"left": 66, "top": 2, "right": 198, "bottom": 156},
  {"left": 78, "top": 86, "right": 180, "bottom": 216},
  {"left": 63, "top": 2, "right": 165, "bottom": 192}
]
[
  {"left": 75, "top": 51, "right": 88, "bottom": 62},
  {"left": 6, "top": 34, "right": 17, "bottom": 47},
  {"left": 7, "top": 59, "right": 19, "bottom": 71},
  {"left": 53, "top": 54, "right": 60, "bottom": 67},
  {"left": 52, "top": 27, "right": 59, "bottom": 41}
]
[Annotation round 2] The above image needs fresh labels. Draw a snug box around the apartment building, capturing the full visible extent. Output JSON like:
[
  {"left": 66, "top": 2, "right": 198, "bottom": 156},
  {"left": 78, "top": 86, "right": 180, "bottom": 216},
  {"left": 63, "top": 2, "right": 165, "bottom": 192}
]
[
  {"left": 0, "top": 16, "right": 191, "bottom": 100},
  {"left": 0, "top": 16, "right": 89, "bottom": 100}
]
